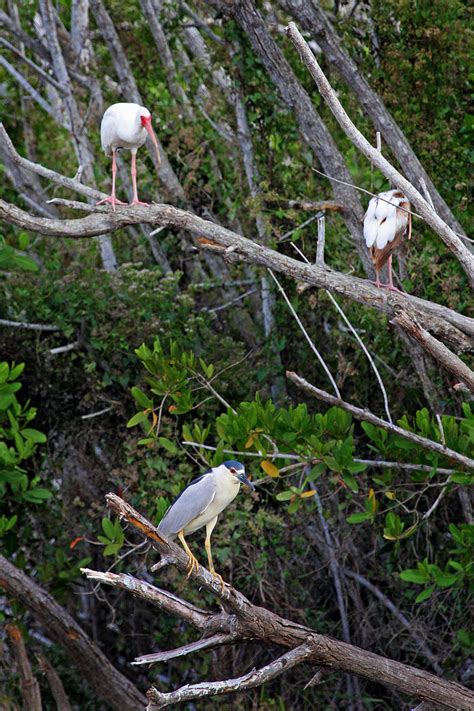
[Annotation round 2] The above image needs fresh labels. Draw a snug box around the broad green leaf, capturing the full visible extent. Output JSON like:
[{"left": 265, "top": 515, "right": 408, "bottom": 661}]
[
  {"left": 400, "top": 569, "right": 428, "bottom": 584},
  {"left": 127, "top": 411, "right": 148, "bottom": 428},
  {"left": 158, "top": 437, "right": 178, "bottom": 454},
  {"left": 415, "top": 586, "right": 434, "bottom": 603}
]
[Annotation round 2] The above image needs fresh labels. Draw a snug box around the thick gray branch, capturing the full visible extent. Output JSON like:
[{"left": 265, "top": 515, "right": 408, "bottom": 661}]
[{"left": 1, "top": 195, "right": 472, "bottom": 354}]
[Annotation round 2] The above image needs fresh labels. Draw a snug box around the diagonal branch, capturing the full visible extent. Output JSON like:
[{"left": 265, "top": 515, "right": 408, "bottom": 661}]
[
  {"left": 392, "top": 311, "right": 474, "bottom": 392},
  {"left": 284, "top": 22, "right": 474, "bottom": 286},
  {"left": 0, "top": 555, "right": 146, "bottom": 710},
  {"left": 1, "top": 193, "right": 472, "bottom": 354},
  {"left": 286, "top": 371, "right": 474, "bottom": 471},
  {"left": 83, "top": 495, "right": 474, "bottom": 710},
  {"left": 132, "top": 632, "right": 236, "bottom": 666},
  {"left": 145, "top": 642, "right": 316, "bottom": 710}
]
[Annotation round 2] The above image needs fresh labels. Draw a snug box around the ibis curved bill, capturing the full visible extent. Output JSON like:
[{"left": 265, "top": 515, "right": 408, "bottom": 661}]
[
  {"left": 363, "top": 189, "right": 412, "bottom": 291},
  {"left": 97, "top": 102, "right": 161, "bottom": 211}
]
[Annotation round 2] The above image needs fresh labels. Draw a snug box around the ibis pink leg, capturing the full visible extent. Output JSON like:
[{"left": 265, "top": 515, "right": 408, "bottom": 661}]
[
  {"left": 96, "top": 149, "right": 126, "bottom": 212},
  {"left": 386, "top": 255, "right": 404, "bottom": 293},
  {"left": 130, "top": 149, "right": 149, "bottom": 206}
]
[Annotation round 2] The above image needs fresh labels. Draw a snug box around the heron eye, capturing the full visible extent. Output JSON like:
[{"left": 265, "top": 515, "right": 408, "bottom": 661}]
[{"left": 230, "top": 467, "right": 236, "bottom": 474}]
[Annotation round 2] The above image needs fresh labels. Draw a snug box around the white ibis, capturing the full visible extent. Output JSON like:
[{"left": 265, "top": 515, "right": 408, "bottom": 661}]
[
  {"left": 97, "top": 102, "right": 161, "bottom": 210},
  {"left": 363, "top": 189, "right": 412, "bottom": 291}
]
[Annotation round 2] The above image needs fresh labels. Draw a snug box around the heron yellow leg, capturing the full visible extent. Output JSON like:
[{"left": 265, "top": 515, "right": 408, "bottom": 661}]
[
  {"left": 205, "top": 518, "right": 225, "bottom": 592},
  {"left": 178, "top": 530, "right": 199, "bottom": 578}
]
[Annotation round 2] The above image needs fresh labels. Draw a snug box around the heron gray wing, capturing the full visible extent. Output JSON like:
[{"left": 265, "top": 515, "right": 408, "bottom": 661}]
[{"left": 158, "top": 473, "right": 216, "bottom": 537}]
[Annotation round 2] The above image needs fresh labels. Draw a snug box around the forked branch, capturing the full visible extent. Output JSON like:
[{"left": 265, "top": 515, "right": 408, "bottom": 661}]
[{"left": 79, "top": 494, "right": 474, "bottom": 710}]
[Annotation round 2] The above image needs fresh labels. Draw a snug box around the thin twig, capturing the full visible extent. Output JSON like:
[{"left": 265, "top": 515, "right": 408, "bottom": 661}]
[
  {"left": 286, "top": 371, "right": 474, "bottom": 470},
  {"left": 0, "top": 318, "right": 59, "bottom": 331},
  {"left": 268, "top": 269, "right": 341, "bottom": 398}
]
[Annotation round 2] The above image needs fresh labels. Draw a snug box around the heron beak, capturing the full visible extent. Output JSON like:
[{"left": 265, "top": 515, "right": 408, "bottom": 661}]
[
  {"left": 237, "top": 471, "right": 255, "bottom": 491},
  {"left": 143, "top": 117, "right": 161, "bottom": 167}
]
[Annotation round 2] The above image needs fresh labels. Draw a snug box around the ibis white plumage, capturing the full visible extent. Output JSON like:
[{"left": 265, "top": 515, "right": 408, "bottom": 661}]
[
  {"left": 97, "top": 102, "right": 161, "bottom": 210},
  {"left": 363, "top": 189, "right": 412, "bottom": 291}
]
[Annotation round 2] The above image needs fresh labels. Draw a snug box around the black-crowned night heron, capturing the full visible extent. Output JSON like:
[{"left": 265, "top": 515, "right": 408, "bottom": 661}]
[{"left": 158, "top": 460, "right": 254, "bottom": 586}]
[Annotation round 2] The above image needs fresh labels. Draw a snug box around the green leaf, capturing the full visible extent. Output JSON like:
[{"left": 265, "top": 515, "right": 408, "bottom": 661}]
[
  {"left": 434, "top": 574, "right": 458, "bottom": 588},
  {"left": 157, "top": 437, "right": 178, "bottom": 454},
  {"left": 101, "top": 518, "right": 116, "bottom": 539},
  {"left": 415, "top": 586, "right": 434, "bottom": 603},
  {"left": 342, "top": 471, "right": 359, "bottom": 493},
  {"left": 127, "top": 411, "right": 148, "bottom": 428},
  {"left": 22, "top": 488, "right": 52, "bottom": 502},
  {"left": 21, "top": 428, "right": 47, "bottom": 443},
  {"left": 131, "top": 386, "right": 152, "bottom": 408},
  {"left": 276, "top": 490, "right": 294, "bottom": 501},
  {"left": 400, "top": 569, "right": 428, "bottom": 584},
  {"left": 346, "top": 512, "right": 372, "bottom": 524}
]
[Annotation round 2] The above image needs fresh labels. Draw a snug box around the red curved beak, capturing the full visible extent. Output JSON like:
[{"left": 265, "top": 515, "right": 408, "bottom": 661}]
[{"left": 141, "top": 115, "right": 161, "bottom": 167}]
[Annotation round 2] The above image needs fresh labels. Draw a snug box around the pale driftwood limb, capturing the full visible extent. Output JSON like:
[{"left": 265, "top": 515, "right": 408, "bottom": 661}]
[
  {"left": 0, "top": 318, "right": 58, "bottom": 331},
  {"left": 286, "top": 371, "right": 474, "bottom": 471},
  {"left": 37, "top": 654, "right": 72, "bottom": 711},
  {"left": 132, "top": 632, "right": 236, "bottom": 666},
  {"left": 80, "top": 406, "right": 113, "bottom": 420},
  {"left": 279, "top": 0, "right": 467, "bottom": 240},
  {"left": 6, "top": 624, "right": 43, "bottom": 711},
  {"left": 2, "top": 184, "right": 472, "bottom": 356},
  {"left": 284, "top": 22, "right": 474, "bottom": 285},
  {"left": 0, "top": 555, "right": 146, "bottom": 710},
  {"left": 392, "top": 311, "right": 474, "bottom": 393},
  {"left": 80, "top": 569, "right": 214, "bottom": 629},
  {"left": 0, "top": 124, "right": 103, "bottom": 201},
  {"left": 180, "top": 441, "right": 456, "bottom": 476},
  {"left": 0, "top": 36, "right": 64, "bottom": 92},
  {"left": 344, "top": 570, "right": 442, "bottom": 676},
  {"left": 145, "top": 642, "right": 316, "bottom": 710},
  {"left": 315, "top": 212, "right": 326, "bottom": 268},
  {"left": 0, "top": 54, "right": 57, "bottom": 121},
  {"left": 49, "top": 341, "right": 79, "bottom": 355},
  {"left": 96, "top": 494, "right": 474, "bottom": 710}
]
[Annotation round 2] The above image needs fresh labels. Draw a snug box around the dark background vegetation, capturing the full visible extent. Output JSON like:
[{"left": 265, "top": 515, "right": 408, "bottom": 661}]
[{"left": 0, "top": 0, "right": 472, "bottom": 709}]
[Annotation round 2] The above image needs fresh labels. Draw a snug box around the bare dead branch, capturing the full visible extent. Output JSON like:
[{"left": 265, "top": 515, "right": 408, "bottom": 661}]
[
  {"left": 93, "top": 495, "right": 474, "bottom": 710},
  {"left": 80, "top": 569, "right": 215, "bottom": 630},
  {"left": 0, "top": 555, "right": 146, "bottom": 710},
  {"left": 132, "top": 632, "right": 235, "bottom": 666},
  {"left": 286, "top": 371, "right": 474, "bottom": 470},
  {"left": 0, "top": 318, "right": 58, "bottom": 331},
  {"left": 392, "top": 311, "right": 474, "bottom": 392},
  {"left": 284, "top": 22, "right": 474, "bottom": 285},
  {"left": 279, "top": 1, "right": 467, "bottom": 239},
  {"left": 2, "top": 189, "right": 472, "bottom": 357},
  {"left": 145, "top": 642, "right": 316, "bottom": 709},
  {"left": 344, "top": 570, "right": 442, "bottom": 675},
  {"left": 37, "top": 654, "right": 72, "bottom": 711},
  {"left": 6, "top": 624, "right": 43, "bottom": 711}
]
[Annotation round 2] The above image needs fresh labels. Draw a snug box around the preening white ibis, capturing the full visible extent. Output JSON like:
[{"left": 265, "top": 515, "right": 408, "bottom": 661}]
[
  {"left": 97, "top": 102, "right": 161, "bottom": 210},
  {"left": 363, "top": 189, "right": 412, "bottom": 291}
]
